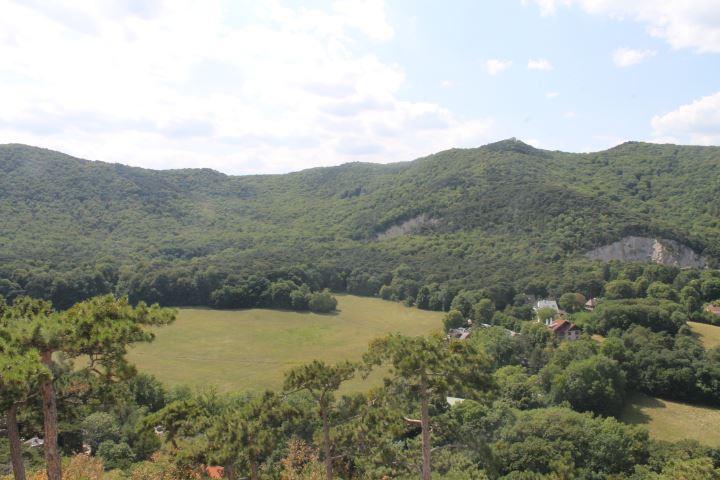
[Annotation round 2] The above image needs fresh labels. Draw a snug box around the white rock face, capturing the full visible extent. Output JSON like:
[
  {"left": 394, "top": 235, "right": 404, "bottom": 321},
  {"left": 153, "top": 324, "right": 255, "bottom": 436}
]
[
  {"left": 586, "top": 236, "right": 706, "bottom": 268},
  {"left": 376, "top": 214, "right": 438, "bottom": 240}
]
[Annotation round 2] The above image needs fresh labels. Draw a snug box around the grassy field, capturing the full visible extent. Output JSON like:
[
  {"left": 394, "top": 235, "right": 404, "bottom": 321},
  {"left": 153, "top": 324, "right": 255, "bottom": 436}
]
[
  {"left": 621, "top": 393, "right": 720, "bottom": 446},
  {"left": 128, "top": 295, "right": 444, "bottom": 393},
  {"left": 688, "top": 321, "right": 720, "bottom": 350}
]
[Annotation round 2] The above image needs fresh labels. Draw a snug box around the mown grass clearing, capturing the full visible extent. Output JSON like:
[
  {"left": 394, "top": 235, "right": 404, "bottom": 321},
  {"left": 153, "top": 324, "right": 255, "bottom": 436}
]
[
  {"left": 128, "top": 295, "right": 443, "bottom": 393},
  {"left": 688, "top": 321, "right": 720, "bottom": 350},
  {"left": 621, "top": 392, "right": 720, "bottom": 446}
]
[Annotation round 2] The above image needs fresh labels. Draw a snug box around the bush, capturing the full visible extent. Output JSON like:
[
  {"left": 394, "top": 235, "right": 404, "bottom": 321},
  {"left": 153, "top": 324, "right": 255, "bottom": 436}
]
[
  {"left": 308, "top": 290, "right": 337, "bottom": 313},
  {"left": 97, "top": 441, "right": 135, "bottom": 470},
  {"left": 290, "top": 289, "right": 310, "bottom": 311},
  {"left": 647, "top": 282, "right": 678, "bottom": 301},
  {"left": 548, "top": 355, "right": 626, "bottom": 415},
  {"left": 605, "top": 280, "right": 636, "bottom": 300},
  {"left": 130, "top": 374, "right": 166, "bottom": 412},
  {"left": 559, "top": 292, "right": 586, "bottom": 313},
  {"left": 443, "top": 309, "right": 466, "bottom": 332},
  {"left": 81, "top": 412, "right": 121, "bottom": 452},
  {"left": 472, "top": 299, "right": 495, "bottom": 324}
]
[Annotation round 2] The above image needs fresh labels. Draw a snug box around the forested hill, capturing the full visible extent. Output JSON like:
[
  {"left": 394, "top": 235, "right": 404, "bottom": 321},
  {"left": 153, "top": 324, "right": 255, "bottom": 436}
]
[{"left": 1, "top": 139, "right": 720, "bottom": 308}]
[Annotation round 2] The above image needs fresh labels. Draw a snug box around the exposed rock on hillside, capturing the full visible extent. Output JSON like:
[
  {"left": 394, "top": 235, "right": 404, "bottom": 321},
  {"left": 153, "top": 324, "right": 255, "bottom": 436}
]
[
  {"left": 586, "top": 236, "right": 707, "bottom": 268},
  {"left": 376, "top": 214, "right": 438, "bottom": 240}
]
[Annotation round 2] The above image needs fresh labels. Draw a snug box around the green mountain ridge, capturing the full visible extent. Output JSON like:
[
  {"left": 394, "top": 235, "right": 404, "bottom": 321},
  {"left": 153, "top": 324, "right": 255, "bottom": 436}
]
[{"left": 1, "top": 139, "right": 719, "bottom": 307}]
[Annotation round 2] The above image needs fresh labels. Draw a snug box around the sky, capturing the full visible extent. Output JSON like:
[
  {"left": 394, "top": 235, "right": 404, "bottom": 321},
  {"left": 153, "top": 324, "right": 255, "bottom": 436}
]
[{"left": 0, "top": 0, "right": 719, "bottom": 174}]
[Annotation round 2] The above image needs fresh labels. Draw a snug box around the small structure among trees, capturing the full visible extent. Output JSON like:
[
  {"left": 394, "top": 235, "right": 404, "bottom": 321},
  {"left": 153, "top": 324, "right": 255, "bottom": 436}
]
[
  {"left": 546, "top": 319, "right": 582, "bottom": 341},
  {"left": 447, "top": 327, "right": 471, "bottom": 340},
  {"left": 534, "top": 299, "right": 559, "bottom": 312},
  {"left": 584, "top": 297, "right": 599, "bottom": 311}
]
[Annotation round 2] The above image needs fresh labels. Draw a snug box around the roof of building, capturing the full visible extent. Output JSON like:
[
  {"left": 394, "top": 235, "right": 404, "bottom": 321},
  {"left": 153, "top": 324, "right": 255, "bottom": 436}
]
[
  {"left": 706, "top": 305, "right": 720, "bottom": 316},
  {"left": 447, "top": 327, "right": 471, "bottom": 340},
  {"left": 549, "top": 319, "right": 581, "bottom": 333},
  {"left": 207, "top": 466, "right": 225, "bottom": 479},
  {"left": 535, "top": 300, "right": 559, "bottom": 311},
  {"left": 24, "top": 437, "right": 44, "bottom": 448}
]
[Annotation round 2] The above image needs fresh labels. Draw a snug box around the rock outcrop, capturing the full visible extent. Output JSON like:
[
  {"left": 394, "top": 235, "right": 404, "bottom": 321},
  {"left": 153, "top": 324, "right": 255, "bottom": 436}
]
[
  {"left": 376, "top": 214, "right": 438, "bottom": 240},
  {"left": 586, "top": 236, "right": 706, "bottom": 268}
]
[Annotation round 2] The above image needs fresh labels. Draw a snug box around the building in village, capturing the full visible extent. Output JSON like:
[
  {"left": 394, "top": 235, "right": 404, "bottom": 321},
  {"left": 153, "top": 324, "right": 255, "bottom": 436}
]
[
  {"left": 447, "top": 327, "right": 471, "bottom": 340},
  {"left": 584, "top": 298, "right": 599, "bottom": 311},
  {"left": 534, "top": 299, "right": 559, "bottom": 313},
  {"left": 546, "top": 319, "right": 582, "bottom": 341}
]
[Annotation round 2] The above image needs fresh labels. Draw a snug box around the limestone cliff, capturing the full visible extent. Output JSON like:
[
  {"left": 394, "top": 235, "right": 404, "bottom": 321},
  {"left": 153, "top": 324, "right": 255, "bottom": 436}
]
[{"left": 586, "top": 236, "right": 706, "bottom": 268}]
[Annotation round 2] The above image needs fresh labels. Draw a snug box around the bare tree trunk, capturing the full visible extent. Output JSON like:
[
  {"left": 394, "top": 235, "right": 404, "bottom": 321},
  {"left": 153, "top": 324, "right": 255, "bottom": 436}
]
[
  {"left": 7, "top": 404, "right": 26, "bottom": 480},
  {"left": 40, "top": 350, "right": 61, "bottom": 480},
  {"left": 321, "top": 403, "right": 333, "bottom": 480},
  {"left": 224, "top": 463, "right": 236, "bottom": 480},
  {"left": 420, "top": 376, "right": 431, "bottom": 480},
  {"left": 249, "top": 459, "right": 259, "bottom": 480}
]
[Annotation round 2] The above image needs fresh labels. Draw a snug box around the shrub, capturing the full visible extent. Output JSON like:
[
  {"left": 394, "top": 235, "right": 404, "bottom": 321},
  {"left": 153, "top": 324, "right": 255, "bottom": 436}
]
[
  {"left": 308, "top": 290, "right": 337, "bottom": 313},
  {"left": 97, "top": 440, "right": 135, "bottom": 471}
]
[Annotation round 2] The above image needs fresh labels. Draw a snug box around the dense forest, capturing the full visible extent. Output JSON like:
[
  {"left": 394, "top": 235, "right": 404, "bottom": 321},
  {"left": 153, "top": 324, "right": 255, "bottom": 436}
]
[{"left": 1, "top": 140, "right": 720, "bottom": 309}]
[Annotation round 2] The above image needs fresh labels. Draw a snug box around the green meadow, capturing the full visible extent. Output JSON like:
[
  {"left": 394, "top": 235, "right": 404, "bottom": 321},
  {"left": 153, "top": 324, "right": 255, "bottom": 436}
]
[
  {"left": 621, "top": 393, "right": 720, "bottom": 447},
  {"left": 128, "top": 295, "right": 444, "bottom": 393},
  {"left": 688, "top": 321, "right": 720, "bottom": 350}
]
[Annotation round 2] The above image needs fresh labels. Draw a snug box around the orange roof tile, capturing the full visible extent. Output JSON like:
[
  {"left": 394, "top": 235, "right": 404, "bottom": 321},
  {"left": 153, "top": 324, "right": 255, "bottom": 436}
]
[{"left": 207, "top": 466, "right": 225, "bottom": 479}]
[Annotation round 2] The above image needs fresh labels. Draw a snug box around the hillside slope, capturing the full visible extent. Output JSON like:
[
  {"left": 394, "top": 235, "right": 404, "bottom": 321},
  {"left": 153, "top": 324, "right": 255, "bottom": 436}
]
[{"left": 1, "top": 139, "right": 719, "bottom": 307}]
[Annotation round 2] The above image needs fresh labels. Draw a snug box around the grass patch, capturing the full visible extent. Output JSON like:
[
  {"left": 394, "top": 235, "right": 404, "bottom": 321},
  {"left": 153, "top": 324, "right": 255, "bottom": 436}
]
[
  {"left": 688, "top": 321, "right": 720, "bottom": 350},
  {"left": 621, "top": 392, "right": 720, "bottom": 447},
  {"left": 128, "top": 295, "right": 443, "bottom": 393}
]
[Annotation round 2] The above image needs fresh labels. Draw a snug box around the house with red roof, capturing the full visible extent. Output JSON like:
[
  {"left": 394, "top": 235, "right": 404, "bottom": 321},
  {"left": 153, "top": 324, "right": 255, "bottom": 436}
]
[
  {"left": 547, "top": 319, "right": 582, "bottom": 341},
  {"left": 706, "top": 304, "right": 720, "bottom": 316}
]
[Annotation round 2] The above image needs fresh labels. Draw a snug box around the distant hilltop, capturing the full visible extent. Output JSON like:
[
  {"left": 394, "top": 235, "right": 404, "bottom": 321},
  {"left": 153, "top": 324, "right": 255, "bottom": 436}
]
[{"left": 0, "top": 139, "right": 719, "bottom": 307}]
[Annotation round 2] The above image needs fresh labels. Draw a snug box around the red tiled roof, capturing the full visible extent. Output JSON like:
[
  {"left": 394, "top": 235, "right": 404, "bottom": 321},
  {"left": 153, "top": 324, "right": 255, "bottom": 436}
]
[
  {"left": 549, "top": 319, "right": 581, "bottom": 333},
  {"left": 207, "top": 466, "right": 225, "bottom": 479},
  {"left": 706, "top": 305, "right": 720, "bottom": 316}
]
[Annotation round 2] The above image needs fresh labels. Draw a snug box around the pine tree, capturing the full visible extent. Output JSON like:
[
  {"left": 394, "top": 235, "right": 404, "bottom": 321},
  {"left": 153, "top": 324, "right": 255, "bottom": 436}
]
[
  {"left": 284, "top": 360, "right": 356, "bottom": 480},
  {"left": 364, "top": 333, "right": 495, "bottom": 480}
]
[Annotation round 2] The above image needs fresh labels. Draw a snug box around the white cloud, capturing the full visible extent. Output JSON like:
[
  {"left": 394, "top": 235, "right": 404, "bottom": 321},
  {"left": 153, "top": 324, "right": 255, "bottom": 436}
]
[
  {"left": 527, "top": 58, "right": 553, "bottom": 70},
  {"left": 522, "top": 0, "right": 572, "bottom": 16},
  {"left": 526, "top": 0, "right": 720, "bottom": 53},
  {"left": 441, "top": 79, "right": 454, "bottom": 88},
  {"left": 485, "top": 59, "right": 512, "bottom": 75},
  {"left": 651, "top": 92, "right": 720, "bottom": 145},
  {"left": 613, "top": 47, "right": 656, "bottom": 67},
  {"left": 563, "top": 111, "right": 576, "bottom": 118},
  {"left": 546, "top": 91, "right": 559, "bottom": 99},
  {"left": 0, "top": 0, "right": 493, "bottom": 174}
]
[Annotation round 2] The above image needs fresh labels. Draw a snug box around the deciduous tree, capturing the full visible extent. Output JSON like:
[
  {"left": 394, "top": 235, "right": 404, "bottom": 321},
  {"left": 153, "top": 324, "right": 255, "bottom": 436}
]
[{"left": 559, "top": 292, "right": 586, "bottom": 313}]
